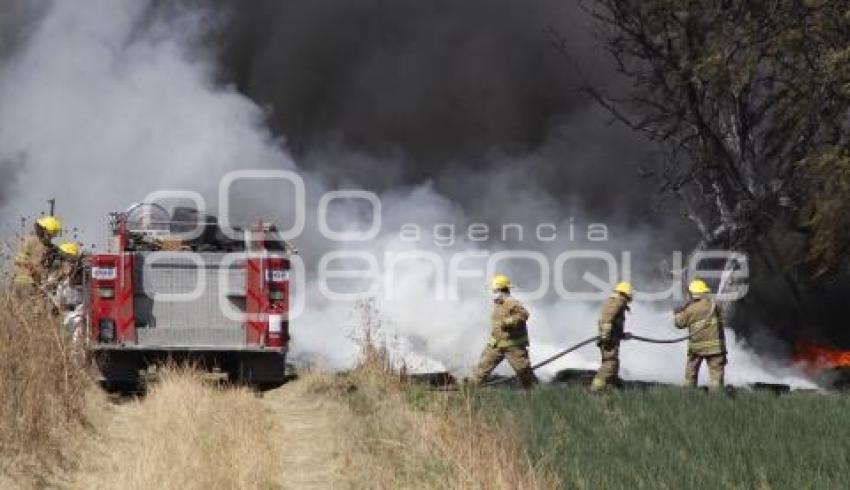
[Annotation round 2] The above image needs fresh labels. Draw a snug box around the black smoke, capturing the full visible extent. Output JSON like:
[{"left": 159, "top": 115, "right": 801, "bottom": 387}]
[
  {"left": 207, "top": 1, "right": 850, "bottom": 355},
  {"left": 215, "top": 1, "right": 590, "bottom": 161},
  {"left": 209, "top": 0, "right": 685, "bottom": 229},
  {"left": 6, "top": 0, "right": 836, "bottom": 362}
]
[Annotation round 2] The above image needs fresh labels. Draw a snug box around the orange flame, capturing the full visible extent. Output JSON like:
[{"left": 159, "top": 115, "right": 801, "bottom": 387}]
[{"left": 794, "top": 341, "right": 850, "bottom": 373}]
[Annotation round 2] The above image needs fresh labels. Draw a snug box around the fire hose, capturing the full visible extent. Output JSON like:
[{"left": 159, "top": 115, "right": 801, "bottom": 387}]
[{"left": 480, "top": 332, "right": 690, "bottom": 387}]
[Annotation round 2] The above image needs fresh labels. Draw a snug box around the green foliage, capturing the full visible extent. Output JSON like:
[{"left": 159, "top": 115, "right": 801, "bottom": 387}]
[{"left": 476, "top": 386, "right": 850, "bottom": 489}]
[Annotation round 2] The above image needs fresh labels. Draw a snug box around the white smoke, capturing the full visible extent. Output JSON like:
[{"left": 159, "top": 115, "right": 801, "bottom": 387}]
[
  {"left": 0, "top": 0, "right": 290, "bottom": 239},
  {"left": 0, "top": 0, "right": 815, "bottom": 388}
]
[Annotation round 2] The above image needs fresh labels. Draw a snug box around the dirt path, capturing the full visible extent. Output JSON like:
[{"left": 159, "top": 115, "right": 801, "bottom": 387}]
[
  {"left": 262, "top": 381, "right": 347, "bottom": 489},
  {"left": 62, "top": 373, "right": 348, "bottom": 489}
]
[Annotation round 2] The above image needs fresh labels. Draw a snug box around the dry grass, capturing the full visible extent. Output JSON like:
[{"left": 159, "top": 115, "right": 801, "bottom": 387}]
[
  {"left": 296, "top": 366, "right": 557, "bottom": 488},
  {"left": 261, "top": 369, "right": 348, "bottom": 488},
  {"left": 71, "top": 368, "right": 280, "bottom": 489},
  {"left": 0, "top": 289, "right": 89, "bottom": 485},
  {"left": 0, "top": 282, "right": 554, "bottom": 488},
  {"left": 322, "top": 362, "right": 556, "bottom": 489},
  {"left": 299, "top": 298, "right": 557, "bottom": 489}
]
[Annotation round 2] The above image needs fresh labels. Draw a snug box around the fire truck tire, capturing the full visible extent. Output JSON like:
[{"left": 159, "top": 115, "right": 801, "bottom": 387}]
[{"left": 226, "top": 353, "right": 287, "bottom": 388}]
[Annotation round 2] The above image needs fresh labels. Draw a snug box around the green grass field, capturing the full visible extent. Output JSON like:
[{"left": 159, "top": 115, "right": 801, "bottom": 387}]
[{"left": 472, "top": 386, "right": 850, "bottom": 489}]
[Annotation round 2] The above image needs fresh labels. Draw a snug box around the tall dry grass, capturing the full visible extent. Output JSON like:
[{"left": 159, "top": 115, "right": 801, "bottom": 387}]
[
  {"left": 331, "top": 374, "right": 555, "bottom": 488},
  {"left": 299, "top": 298, "right": 557, "bottom": 489},
  {"left": 71, "top": 368, "right": 280, "bottom": 489},
  {"left": 0, "top": 289, "right": 89, "bottom": 483},
  {"left": 325, "top": 359, "right": 556, "bottom": 489}
]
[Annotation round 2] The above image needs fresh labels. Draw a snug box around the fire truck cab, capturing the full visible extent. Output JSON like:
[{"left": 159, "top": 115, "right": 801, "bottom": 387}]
[{"left": 86, "top": 204, "right": 292, "bottom": 387}]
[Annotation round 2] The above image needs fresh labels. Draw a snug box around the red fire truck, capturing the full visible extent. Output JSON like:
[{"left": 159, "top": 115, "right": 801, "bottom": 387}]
[{"left": 85, "top": 204, "right": 292, "bottom": 387}]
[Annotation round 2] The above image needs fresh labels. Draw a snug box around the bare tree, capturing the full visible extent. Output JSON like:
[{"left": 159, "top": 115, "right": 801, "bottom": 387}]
[
  {"left": 561, "top": 1, "right": 850, "bottom": 338},
  {"left": 569, "top": 1, "right": 848, "bottom": 271}
]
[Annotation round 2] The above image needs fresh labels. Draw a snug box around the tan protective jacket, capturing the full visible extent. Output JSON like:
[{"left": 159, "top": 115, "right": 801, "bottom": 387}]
[
  {"left": 598, "top": 293, "right": 629, "bottom": 342},
  {"left": 674, "top": 297, "right": 726, "bottom": 356},
  {"left": 13, "top": 235, "right": 48, "bottom": 285},
  {"left": 45, "top": 256, "right": 78, "bottom": 288},
  {"left": 489, "top": 295, "right": 530, "bottom": 348}
]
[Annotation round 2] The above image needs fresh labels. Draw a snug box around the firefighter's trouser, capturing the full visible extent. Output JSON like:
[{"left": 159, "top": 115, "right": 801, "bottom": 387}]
[
  {"left": 591, "top": 342, "right": 620, "bottom": 391},
  {"left": 471, "top": 344, "right": 537, "bottom": 389},
  {"left": 685, "top": 352, "right": 726, "bottom": 389}
]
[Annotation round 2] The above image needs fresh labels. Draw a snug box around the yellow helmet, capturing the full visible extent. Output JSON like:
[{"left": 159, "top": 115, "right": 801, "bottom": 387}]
[
  {"left": 36, "top": 216, "right": 62, "bottom": 236},
  {"left": 614, "top": 281, "right": 633, "bottom": 297},
  {"left": 491, "top": 274, "right": 512, "bottom": 290},
  {"left": 688, "top": 279, "right": 711, "bottom": 295},
  {"left": 58, "top": 241, "right": 81, "bottom": 257}
]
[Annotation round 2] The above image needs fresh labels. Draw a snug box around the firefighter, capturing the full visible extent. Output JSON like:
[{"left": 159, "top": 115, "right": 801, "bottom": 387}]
[
  {"left": 469, "top": 274, "right": 538, "bottom": 389},
  {"left": 675, "top": 279, "right": 726, "bottom": 389},
  {"left": 47, "top": 241, "right": 82, "bottom": 286},
  {"left": 12, "top": 216, "right": 62, "bottom": 298},
  {"left": 57, "top": 241, "right": 81, "bottom": 259},
  {"left": 590, "top": 282, "right": 633, "bottom": 392},
  {"left": 44, "top": 241, "right": 83, "bottom": 302},
  {"left": 49, "top": 241, "right": 85, "bottom": 336}
]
